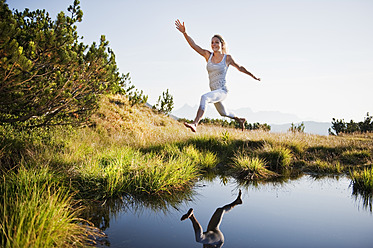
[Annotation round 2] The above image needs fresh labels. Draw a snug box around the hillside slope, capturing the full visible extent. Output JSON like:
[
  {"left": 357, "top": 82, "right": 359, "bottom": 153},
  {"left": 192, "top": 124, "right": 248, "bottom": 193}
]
[{"left": 90, "top": 94, "right": 189, "bottom": 146}]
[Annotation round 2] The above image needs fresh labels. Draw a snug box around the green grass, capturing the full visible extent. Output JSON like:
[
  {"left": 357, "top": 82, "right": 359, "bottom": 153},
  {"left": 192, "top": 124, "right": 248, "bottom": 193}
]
[
  {"left": 231, "top": 153, "right": 278, "bottom": 180},
  {"left": 350, "top": 167, "right": 373, "bottom": 211},
  {"left": 75, "top": 146, "right": 199, "bottom": 198},
  {"left": 350, "top": 167, "right": 373, "bottom": 192},
  {"left": 1, "top": 166, "right": 98, "bottom": 247},
  {"left": 260, "top": 144, "right": 293, "bottom": 171},
  {"left": 181, "top": 145, "right": 218, "bottom": 170}
]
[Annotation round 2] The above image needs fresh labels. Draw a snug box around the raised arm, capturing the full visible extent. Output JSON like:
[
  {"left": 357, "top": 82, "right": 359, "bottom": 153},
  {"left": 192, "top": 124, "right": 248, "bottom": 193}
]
[
  {"left": 227, "top": 55, "right": 261, "bottom": 81},
  {"left": 175, "top": 19, "right": 210, "bottom": 61}
]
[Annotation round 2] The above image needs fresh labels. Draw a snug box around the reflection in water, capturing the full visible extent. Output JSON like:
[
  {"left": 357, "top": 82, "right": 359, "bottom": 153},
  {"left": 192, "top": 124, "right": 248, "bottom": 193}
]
[
  {"left": 80, "top": 188, "right": 196, "bottom": 246},
  {"left": 79, "top": 175, "right": 373, "bottom": 247},
  {"left": 352, "top": 184, "right": 373, "bottom": 212},
  {"left": 181, "top": 190, "right": 243, "bottom": 248}
]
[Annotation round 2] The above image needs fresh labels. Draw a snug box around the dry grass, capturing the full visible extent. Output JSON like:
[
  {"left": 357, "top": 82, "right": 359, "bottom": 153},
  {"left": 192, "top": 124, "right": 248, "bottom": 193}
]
[{"left": 90, "top": 94, "right": 190, "bottom": 147}]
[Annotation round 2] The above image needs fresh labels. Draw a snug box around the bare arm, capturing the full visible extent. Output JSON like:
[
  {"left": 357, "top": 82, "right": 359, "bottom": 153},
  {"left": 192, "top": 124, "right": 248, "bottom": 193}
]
[
  {"left": 227, "top": 55, "right": 261, "bottom": 81},
  {"left": 175, "top": 19, "right": 210, "bottom": 61}
]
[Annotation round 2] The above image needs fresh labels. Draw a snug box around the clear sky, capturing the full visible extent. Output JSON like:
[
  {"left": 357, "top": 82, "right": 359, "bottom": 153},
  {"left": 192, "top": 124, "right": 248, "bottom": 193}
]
[{"left": 7, "top": 0, "right": 373, "bottom": 123}]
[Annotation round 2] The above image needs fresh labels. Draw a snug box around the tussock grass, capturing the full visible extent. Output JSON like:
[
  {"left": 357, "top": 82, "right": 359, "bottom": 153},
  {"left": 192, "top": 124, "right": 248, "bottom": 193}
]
[
  {"left": 181, "top": 145, "right": 218, "bottom": 170},
  {"left": 350, "top": 167, "right": 373, "bottom": 192},
  {"left": 76, "top": 146, "right": 199, "bottom": 198},
  {"left": 259, "top": 144, "right": 293, "bottom": 171},
  {"left": 231, "top": 153, "right": 278, "bottom": 180},
  {"left": 1, "top": 166, "right": 98, "bottom": 247},
  {"left": 350, "top": 167, "right": 373, "bottom": 211}
]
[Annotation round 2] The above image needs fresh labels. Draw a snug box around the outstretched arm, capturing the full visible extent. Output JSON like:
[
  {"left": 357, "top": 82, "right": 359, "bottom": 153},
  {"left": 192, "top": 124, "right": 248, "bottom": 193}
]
[
  {"left": 227, "top": 55, "right": 261, "bottom": 81},
  {"left": 175, "top": 19, "right": 210, "bottom": 61}
]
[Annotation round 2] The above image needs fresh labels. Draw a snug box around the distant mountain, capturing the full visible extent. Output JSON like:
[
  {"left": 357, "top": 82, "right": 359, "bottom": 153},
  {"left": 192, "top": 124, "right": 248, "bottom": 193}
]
[
  {"left": 172, "top": 104, "right": 332, "bottom": 135},
  {"left": 172, "top": 104, "right": 302, "bottom": 124}
]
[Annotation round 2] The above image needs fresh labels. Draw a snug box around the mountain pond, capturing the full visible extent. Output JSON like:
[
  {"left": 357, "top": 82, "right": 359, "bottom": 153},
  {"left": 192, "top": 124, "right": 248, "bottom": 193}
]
[{"left": 86, "top": 175, "right": 373, "bottom": 248}]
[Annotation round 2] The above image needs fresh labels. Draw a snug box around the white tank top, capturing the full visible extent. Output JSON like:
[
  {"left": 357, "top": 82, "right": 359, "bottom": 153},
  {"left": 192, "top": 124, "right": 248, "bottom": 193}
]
[{"left": 206, "top": 53, "right": 229, "bottom": 91}]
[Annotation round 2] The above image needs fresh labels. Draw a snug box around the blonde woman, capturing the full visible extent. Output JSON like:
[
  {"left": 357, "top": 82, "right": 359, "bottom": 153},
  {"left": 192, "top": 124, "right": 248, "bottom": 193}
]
[{"left": 175, "top": 19, "right": 261, "bottom": 132}]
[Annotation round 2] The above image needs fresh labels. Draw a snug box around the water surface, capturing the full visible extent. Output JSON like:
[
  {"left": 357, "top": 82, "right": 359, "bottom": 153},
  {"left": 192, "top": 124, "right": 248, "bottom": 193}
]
[{"left": 94, "top": 175, "right": 373, "bottom": 248}]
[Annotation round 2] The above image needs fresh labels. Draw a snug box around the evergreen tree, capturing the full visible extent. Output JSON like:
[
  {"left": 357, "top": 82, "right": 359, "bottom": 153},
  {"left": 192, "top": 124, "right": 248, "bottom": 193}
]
[
  {"left": 288, "top": 122, "right": 305, "bottom": 133},
  {"left": 359, "top": 112, "right": 373, "bottom": 133},
  {"left": 153, "top": 89, "right": 174, "bottom": 115},
  {"left": 0, "top": 0, "right": 124, "bottom": 126},
  {"left": 329, "top": 113, "right": 373, "bottom": 135}
]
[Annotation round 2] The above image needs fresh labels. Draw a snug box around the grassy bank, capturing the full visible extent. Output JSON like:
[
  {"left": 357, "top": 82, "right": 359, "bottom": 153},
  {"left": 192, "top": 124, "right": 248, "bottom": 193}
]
[
  {"left": 0, "top": 166, "right": 98, "bottom": 247},
  {"left": 1, "top": 94, "right": 372, "bottom": 246}
]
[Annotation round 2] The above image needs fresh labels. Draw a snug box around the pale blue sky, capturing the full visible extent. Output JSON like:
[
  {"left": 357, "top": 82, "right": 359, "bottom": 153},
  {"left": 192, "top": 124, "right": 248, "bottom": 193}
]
[{"left": 8, "top": 0, "right": 373, "bottom": 122}]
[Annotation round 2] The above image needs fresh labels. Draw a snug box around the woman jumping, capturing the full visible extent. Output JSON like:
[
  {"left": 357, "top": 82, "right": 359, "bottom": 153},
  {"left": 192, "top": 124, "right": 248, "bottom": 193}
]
[{"left": 175, "top": 19, "right": 261, "bottom": 132}]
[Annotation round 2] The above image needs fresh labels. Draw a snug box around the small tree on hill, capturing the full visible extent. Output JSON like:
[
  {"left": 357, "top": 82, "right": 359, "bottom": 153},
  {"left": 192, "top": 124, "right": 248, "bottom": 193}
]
[
  {"left": 329, "top": 118, "right": 346, "bottom": 135},
  {"left": 153, "top": 89, "right": 174, "bottom": 115},
  {"left": 359, "top": 113, "right": 373, "bottom": 133},
  {"left": 288, "top": 122, "right": 305, "bottom": 133},
  {"left": 119, "top": 73, "right": 148, "bottom": 106}
]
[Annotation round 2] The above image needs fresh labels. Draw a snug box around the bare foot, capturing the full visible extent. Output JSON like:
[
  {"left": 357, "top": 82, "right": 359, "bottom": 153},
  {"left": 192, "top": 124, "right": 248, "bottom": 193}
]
[
  {"left": 234, "top": 189, "right": 243, "bottom": 205},
  {"left": 184, "top": 122, "right": 196, "bottom": 132},
  {"left": 181, "top": 208, "right": 194, "bottom": 221}
]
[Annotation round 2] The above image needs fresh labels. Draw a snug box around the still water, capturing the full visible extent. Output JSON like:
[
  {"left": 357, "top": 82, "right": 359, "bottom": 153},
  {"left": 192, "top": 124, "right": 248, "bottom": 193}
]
[{"left": 93, "top": 175, "right": 373, "bottom": 248}]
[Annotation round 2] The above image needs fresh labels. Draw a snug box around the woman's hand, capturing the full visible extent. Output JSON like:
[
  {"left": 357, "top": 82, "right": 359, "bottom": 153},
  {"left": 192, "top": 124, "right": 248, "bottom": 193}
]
[
  {"left": 175, "top": 19, "right": 210, "bottom": 60},
  {"left": 175, "top": 19, "right": 186, "bottom": 34}
]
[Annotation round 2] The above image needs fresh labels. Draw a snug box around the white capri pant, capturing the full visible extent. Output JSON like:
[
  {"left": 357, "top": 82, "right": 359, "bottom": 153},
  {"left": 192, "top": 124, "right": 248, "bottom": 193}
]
[{"left": 199, "top": 89, "right": 236, "bottom": 119}]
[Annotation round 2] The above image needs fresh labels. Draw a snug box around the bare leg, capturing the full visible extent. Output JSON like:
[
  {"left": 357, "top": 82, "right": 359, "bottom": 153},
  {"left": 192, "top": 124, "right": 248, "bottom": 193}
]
[
  {"left": 184, "top": 107, "right": 205, "bottom": 132},
  {"left": 181, "top": 208, "right": 204, "bottom": 242},
  {"left": 207, "top": 190, "right": 242, "bottom": 231},
  {"left": 214, "top": 101, "right": 246, "bottom": 131},
  {"left": 234, "top": 117, "right": 246, "bottom": 131}
]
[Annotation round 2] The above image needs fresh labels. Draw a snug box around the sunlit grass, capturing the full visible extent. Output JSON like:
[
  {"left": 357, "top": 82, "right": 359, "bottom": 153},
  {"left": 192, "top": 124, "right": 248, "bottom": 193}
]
[
  {"left": 259, "top": 143, "right": 293, "bottom": 170},
  {"left": 231, "top": 153, "right": 278, "bottom": 180},
  {"left": 350, "top": 167, "right": 373, "bottom": 211},
  {"left": 182, "top": 145, "right": 218, "bottom": 170},
  {"left": 0, "top": 166, "right": 98, "bottom": 247},
  {"left": 350, "top": 167, "right": 373, "bottom": 192},
  {"left": 74, "top": 146, "right": 200, "bottom": 199}
]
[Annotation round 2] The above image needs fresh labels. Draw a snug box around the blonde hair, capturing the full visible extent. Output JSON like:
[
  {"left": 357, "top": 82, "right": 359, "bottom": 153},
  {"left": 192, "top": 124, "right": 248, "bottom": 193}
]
[{"left": 212, "top": 34, "right": 227, "bottom": 54}]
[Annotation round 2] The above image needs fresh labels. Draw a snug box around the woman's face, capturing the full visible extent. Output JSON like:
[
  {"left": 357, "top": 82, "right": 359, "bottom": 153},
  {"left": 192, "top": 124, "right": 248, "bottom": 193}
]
[{"left": 211, "top": 37, "right": 222, "bottom": 52}]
